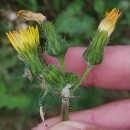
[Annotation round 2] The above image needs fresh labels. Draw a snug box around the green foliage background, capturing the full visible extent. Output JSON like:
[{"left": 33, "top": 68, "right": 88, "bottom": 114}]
[{"left": 0, "top": 0, "right": 130, "bottom": 129}]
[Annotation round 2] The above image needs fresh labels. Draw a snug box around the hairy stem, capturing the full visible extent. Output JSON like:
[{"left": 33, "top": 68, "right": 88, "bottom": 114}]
[
  {"left": 73, "top": 66, "right": 92, "bottom": 92},
  {"left": 61, "top": 84, "right": 72, "bottom": 121},
  {"left": 61, "top": 97, "right": 69, "bottom": 121},
  {"left": 58, "top": 57, "right": 65, "bottom": 72}
]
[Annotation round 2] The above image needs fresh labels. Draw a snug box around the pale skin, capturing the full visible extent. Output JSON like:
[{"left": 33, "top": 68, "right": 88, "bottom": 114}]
[{"left": 32, "top": 46, "right": 130, "bottom": 130}]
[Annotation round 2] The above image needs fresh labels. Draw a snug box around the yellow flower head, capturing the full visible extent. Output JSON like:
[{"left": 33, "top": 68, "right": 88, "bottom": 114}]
[
  {"left": 98, "top": 8, "right": 122, "bottom": 37},
  {"left": 6, "top": 25, "right": 39, "bottom": 53}
]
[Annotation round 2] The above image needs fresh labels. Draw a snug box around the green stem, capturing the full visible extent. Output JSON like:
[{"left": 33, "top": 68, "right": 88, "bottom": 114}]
[
  {"left": 61, "top": 97, "right": 69, "bottom": 121},
  {"left": 73, "top": 66, "right": 92, "bottom": 92},
  {"left": 58, "top": 57, "right": 65, "bottom": 72}
]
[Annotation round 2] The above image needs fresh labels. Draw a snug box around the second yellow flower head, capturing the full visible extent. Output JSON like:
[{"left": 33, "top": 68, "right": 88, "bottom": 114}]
[{"left": 98, "top": 8, "right": 122, "bottom": 37}]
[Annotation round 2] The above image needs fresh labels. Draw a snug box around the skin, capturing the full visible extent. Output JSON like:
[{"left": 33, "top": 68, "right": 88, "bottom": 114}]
[{"left": 32, "top": 46, "right": 130, "bottom": 130}]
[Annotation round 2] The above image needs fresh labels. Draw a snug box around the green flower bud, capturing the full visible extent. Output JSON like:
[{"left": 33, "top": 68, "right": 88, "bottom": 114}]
[
  {"left": 84, "top": 8, "right": 122, "bottom": 66},
  {"left": 43, "top": 65, "right": 64, "bottom": 92},
  {"left": 43, "top": 65, "right": 60, "bottom": 83},
  {"left": 41, "top": 20, "right": 68, "bottom": 58},
  {"left": 43, "top": 65, "right": 78, "bottom": 93},
  {"left": 83, "top": 30, "right": 108, "bottom": 66}
]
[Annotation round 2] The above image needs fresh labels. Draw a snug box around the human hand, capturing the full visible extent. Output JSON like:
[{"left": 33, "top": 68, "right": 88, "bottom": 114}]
[{"left": 32, "top": 46, "right": 130, "bottom": 130}]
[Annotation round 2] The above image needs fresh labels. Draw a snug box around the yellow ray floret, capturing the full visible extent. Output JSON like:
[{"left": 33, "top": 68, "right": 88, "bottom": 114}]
[
  {"left": 6, "top": 25, "right": 39, "bottom": 53},
  {"left": 98, "top": 8, "right": 122, "bottom": 37}
]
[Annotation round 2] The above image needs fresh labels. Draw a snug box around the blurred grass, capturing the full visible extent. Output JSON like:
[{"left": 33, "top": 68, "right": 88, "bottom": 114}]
[{"left": 0, "top": 0, "right": 130, "bottom": 129}]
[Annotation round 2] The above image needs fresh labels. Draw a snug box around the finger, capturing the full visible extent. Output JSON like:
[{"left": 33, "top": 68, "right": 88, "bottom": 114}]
[
  {"left": 42, "top": 46, "right": 130, "bottom": 89},
  {"left": 32, "top": 99, "right": 130, "bottom": 130},
  {"left": 32, "top": 121, "right": 107, "bottom": 130},
  {"left": 49, "top": 121, "right": 107, "bottom": 130},
  {"left": 32, "top": 117, "right": 60, "bottom": 130},
  {"left": 70, "top": 99, "right": 130, "bottom": 130}
]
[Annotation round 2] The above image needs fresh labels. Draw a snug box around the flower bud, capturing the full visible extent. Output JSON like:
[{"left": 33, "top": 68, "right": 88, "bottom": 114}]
[
  {"left": 83, "top": 8, "right": 122, "bottom": 66},
  {"left": 43, "top": 65, "right": 78, "bottom": 93},
  {"left": 42, "top": 20, "right": 68, "bottom": 58},
  {"left": 83, "top": 30, "right": 108, "bottom": 66},
  {"left": 43, "top": 65, "right": 60, "bottom": 83},
  {"left": 43, "top": 65, "right": 64, "bottom": 92},
  {"left": 98, "top": 8, "right": 122, "bottom": 37}
]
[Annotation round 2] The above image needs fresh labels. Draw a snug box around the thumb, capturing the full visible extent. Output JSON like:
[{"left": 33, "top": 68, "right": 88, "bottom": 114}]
[{"left": 49, "top": 121, "right": 107, "bottom": 130}]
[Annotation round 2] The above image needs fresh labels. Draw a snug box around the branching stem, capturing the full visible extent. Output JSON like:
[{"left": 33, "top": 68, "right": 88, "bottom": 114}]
[
  {"left": 73, "top": 66, "right": 92, "bottom": 92},
  {"left": 58, "top": 57, "right": 65, "bottom": 72}
]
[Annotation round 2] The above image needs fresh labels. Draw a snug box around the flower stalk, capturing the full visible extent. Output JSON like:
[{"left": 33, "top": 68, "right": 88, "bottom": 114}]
[
  {"left": 61, "top": 84, "right": 72, "bottom": 121},
  {"left": 72, "top": 66, "right": 92, "bottom": 93},
  {"left": 61, "top": 97, "right": 69, "bottom": 121},
  {"left": 58, "top": 57, "right": 66, "bottom": 72}
]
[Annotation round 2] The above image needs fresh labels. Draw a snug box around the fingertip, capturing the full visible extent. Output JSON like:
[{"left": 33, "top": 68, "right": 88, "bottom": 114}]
[
  {"left": 49, "top": 121, "right": 105, "bottom": 130},
  {"left": 32, "top": 117, "right": 60, "bottom": 130},
  {"left": 64, "top": 47, "right": 87, "bottom": 75}
]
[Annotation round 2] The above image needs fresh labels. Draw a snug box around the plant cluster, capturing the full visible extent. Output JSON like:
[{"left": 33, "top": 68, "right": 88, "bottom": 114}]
[{"left": 6, "top": 8, "right": 121, "bottom": 121}]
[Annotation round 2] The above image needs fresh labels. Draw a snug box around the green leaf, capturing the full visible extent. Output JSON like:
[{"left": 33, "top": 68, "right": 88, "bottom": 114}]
[
  {"left": 0, "top": 81, "right": 6, "bottom": 95},
  {"left": 24, "top": 88, "right": 41, "bottom": 114},
  {"left": 6, "top": 95, "right": 30, "bottom": 109},
  {"left": 70, "top": 87, "right": 105, "bottom": 111},
  {"left": 0, "top": 95, "right": 8, "bottom": 107},
  {"left": 55, "top": 0, "right": 84, "bottom": 28},
  {"left": 0, "top": 81, "right": 7, "bottom": 107},
  {"left": 69, "top": 37, "right": 82, "bottom": 46},
  {"left": 4, "top": 56, "right": 17, "bottom": 68},
  {"left": 15, "top": 0, "right": 38, "bottom": 11},
  {"left": 56, "top": 15, "right": 96, "bottom": 35},
  {"left": 94, "top": 0, "right": 105, "bottom": 17},
  {"left": 49, "top": 0, "right": 62, "bottom": 13},
  {"left": 8, "top": 80, "right": 24, "bottom": 93}
]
